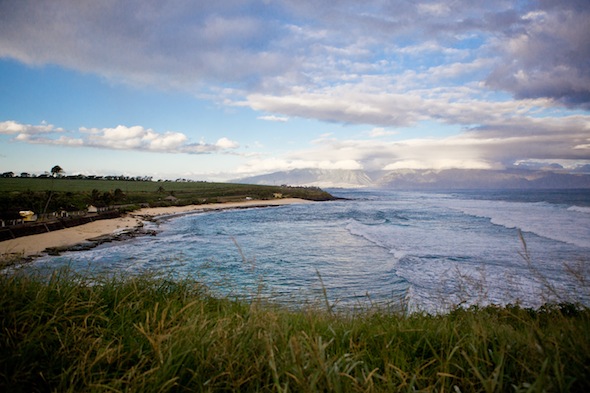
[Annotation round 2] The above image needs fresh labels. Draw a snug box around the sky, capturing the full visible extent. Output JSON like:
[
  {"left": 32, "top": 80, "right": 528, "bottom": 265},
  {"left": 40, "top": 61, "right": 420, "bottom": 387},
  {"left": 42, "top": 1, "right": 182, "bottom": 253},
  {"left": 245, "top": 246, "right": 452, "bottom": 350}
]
[{"left": 1, "top": 0, "right": 589, "bottom": 181}]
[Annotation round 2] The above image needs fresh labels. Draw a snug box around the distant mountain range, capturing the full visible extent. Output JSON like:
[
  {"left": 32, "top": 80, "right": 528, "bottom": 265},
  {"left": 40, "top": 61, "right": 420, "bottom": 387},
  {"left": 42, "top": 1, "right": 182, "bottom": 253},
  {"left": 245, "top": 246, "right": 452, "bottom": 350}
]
[{"left": 232, "top": 168, "right": 590, "bottom": 189}]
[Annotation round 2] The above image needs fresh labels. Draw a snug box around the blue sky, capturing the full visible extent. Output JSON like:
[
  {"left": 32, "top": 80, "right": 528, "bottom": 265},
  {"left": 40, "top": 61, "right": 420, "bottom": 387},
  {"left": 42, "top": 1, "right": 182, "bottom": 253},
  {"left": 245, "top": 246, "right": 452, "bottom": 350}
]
[{"left": 1, "top": 0, "right": 589, "bottom": 180}]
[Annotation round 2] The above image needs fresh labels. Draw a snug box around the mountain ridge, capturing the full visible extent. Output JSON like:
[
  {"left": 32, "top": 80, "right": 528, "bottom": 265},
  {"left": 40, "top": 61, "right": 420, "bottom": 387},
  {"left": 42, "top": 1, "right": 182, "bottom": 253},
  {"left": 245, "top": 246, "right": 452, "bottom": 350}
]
[{"left": 231, "top": 168, "right": 590, "bottom": 189}]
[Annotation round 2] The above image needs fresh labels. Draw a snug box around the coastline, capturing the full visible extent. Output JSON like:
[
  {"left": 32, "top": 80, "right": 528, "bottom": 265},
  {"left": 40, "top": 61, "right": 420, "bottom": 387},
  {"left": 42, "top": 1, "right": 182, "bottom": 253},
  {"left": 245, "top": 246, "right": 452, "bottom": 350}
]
[{"left": 0, "top": 198, "right": 313, "bottom": 259}]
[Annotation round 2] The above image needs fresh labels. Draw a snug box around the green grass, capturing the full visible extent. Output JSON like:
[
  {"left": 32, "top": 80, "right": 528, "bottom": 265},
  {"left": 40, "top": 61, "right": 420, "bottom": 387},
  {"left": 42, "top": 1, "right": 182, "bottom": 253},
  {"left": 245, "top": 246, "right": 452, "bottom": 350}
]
[
  {"left": 1, "top": 268, "right": 588, "bottom": 392},
  {"left": 0, "top": 178, "right": 336, "bottom": 219},
  {"left": 0, "top": 178, "right": 332, "bottom": 197}
]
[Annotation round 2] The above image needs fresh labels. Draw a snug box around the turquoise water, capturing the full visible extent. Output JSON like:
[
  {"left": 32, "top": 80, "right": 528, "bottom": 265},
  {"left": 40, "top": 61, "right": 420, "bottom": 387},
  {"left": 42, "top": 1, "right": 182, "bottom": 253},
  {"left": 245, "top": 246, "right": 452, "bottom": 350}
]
[{"left": 26, "top": 189, "right": 590, "bottom": 312}]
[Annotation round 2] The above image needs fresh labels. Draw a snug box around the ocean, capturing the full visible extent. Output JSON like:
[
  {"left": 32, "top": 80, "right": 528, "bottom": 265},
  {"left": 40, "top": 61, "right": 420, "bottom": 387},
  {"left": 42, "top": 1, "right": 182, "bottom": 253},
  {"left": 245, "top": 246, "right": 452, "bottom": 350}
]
[{"left": 25, "top": 189, "right": 590, "bottom": 313}]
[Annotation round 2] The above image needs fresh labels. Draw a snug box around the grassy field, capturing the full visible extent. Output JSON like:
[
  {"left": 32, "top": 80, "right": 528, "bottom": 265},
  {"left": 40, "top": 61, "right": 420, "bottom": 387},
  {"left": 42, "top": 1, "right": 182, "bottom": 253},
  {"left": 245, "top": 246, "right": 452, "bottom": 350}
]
[
  {"left": 0, "top": 177, "right": 336, "bottom": 197},
  {"left": 0, "top": 178, "right": 335, "bottom": 219},
  {"left": 1, "top": 268, "right": 588, "bottom": 392}
]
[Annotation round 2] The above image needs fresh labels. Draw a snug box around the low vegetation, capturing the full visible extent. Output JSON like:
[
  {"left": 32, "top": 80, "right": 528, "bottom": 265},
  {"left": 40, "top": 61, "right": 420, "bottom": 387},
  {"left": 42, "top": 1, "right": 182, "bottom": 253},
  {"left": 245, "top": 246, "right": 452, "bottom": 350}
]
[
  {"left": 0, "top": 177, "right": 336, "bottom": 221},
  {"left": 1, "top": 268, "right": 588, "bottom": 392}
]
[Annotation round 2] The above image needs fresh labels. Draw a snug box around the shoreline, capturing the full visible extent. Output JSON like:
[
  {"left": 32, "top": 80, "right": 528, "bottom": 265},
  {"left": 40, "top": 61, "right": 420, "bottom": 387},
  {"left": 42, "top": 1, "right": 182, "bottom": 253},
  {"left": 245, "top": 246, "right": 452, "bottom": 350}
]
[{"left": 0, "top": 198, "right": 313, "bottom": 260}]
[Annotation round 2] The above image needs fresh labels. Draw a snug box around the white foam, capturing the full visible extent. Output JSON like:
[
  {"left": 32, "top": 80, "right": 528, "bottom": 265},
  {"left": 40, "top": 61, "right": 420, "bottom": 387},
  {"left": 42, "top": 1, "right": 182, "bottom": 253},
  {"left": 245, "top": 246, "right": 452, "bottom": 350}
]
[
  {"left": 16, "top": 190, "right": 590, "bottom": 313},
  {"left": 397, "top": 255, "right": 587, "bottom": 314},
  {"left": 568, "top": 205, "right": 590, "bottom": 214},
  {"left": 441, "top": 199, "right": 590, "bottom": 248},
  {"left": 345, "top": 219, "right": 393, "bottom": 251}
]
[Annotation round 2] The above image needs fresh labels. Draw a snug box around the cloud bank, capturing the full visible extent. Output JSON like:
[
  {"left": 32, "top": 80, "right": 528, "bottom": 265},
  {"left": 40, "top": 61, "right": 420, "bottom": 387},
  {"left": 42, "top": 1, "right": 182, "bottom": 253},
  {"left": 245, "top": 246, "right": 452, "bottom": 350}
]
[
  {"left": 0, "top": 121, "right": 239, "bottom": 154},
  {"left": 237, "top": 113, "right": 590, "bottom": 175},
  {"left": 1, "top": 1, "right": 589, "bottom": 175},
  {"left": 485, "top": 0, "right": 590, "bottom": 108},
  {"left": 2, "top": 0, "right": 588, "bottom": 108}
]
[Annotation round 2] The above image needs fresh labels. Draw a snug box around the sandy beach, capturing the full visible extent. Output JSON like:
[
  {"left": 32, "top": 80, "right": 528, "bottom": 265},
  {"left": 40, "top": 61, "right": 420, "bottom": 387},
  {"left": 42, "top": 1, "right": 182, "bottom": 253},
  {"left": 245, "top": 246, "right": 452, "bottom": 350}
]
[{"left": 0, "top": 198, "right": 312, "bottom": 258}]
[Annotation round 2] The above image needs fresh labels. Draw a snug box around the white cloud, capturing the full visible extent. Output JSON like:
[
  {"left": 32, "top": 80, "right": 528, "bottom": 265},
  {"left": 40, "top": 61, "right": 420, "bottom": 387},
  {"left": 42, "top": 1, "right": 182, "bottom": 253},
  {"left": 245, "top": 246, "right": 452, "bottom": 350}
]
[
  {"left": 417, "top": 3, "right": 451, "bottom": 16},
  {"left": 257, "top": 115, "right": 289, "bottom": 122},
  {"left": 82, "top": 125, "right": 189, "bottom": 151},
  {"left": 147, "top": 131, "right": 189, "bottom": 150},
  {"left": 244, "top": 89, "right": 426, "bottom": 127},
  {"left": 238, "top": 111, "right": 590, "bottom": 174},
  {"left": 367, "top": 127, "right": 398, "bottom": 137},
  {"left": 383, "top": 159, "right": 495, "bottom": 171},
  {"left": 215, "top": 137, "right": 239, "bottom": 149},
  {"left": 0, "top": 120, "right": 63, "bottom": 135},
  {"left": 236, "top": 157, "right": 362, "bottom": 175},
  {"left": 3, "top": 121, "right": 239, "bottom": 155},
  {"left": 243, "top": 81, "right": 558, "bottom": 130}
]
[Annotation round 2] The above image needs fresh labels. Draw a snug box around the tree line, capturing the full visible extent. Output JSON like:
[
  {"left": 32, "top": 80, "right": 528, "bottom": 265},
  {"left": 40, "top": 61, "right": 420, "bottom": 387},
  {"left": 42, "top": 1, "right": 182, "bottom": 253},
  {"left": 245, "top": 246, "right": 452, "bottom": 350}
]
[
  {"left": 1, "top": 169, "right": 205, "bottom": 183},
  {"left": 1, "top": 171, "right": 155, "bottom": 182}
]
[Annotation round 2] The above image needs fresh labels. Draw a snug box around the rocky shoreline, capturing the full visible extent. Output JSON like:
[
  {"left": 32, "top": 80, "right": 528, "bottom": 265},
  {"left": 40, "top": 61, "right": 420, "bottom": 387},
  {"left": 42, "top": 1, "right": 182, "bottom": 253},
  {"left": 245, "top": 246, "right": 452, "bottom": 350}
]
[
  {"left": 43, "top": 225, "right": 158, "bottom": 256},
  {"left": 1, "top": 198, "right": 314, "bottom": 265}
]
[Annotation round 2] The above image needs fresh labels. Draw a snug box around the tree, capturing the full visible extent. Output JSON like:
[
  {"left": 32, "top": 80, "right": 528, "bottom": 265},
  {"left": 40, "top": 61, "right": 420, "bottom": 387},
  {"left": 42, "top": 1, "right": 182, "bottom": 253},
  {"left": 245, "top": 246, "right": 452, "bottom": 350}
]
[
  {"left": 42, "top": 165, "right": 64, "bottom": 218},
  {"left": 113, "top": 188, "right": 125, "bottom": 201},
  {"left": 90, "top": 189, "right": 101, "bottom": 205},
  {"left": 51, "top": 165, "right": 64, "bottom": 177}
]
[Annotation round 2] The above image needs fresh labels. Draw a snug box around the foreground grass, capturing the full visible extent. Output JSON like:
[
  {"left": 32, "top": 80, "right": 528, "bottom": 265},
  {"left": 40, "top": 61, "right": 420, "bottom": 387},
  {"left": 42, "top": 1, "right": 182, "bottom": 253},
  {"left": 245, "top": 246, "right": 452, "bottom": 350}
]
[{"left": 1, "top": 269, "right": 589, "bottom": 392}]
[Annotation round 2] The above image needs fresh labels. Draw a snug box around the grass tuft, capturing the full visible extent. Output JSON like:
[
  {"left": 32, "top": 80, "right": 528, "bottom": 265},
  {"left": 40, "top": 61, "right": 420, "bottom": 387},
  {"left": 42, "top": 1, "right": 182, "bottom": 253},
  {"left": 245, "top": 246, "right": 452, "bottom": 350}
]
[{"left": 1, "top": 267, "right": 589, "bottom": 392}]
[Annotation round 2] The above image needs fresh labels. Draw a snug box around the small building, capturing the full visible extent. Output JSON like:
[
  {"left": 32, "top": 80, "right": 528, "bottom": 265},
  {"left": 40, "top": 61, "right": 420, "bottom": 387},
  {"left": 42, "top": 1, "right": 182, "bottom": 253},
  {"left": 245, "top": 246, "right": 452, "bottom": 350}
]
[
  {"left": 165, "top": 195, "right": 179, "bottom": 202},
  {"left": 19, "top": 210, "right": 37, "bottom": 222},
  {"left": 273, "top": 193, "right": 283, "bottom": 199},
  {"left": 87, "top": 205, "right": 98, "bottom": 213}
]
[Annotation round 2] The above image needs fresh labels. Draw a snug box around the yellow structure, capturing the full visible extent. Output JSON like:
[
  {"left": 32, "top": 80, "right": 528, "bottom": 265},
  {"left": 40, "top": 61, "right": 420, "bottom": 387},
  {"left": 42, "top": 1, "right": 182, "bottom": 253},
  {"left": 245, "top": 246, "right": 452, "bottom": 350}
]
[{"left": 19, "top": 210, "right": 37, "bottom": 222}]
